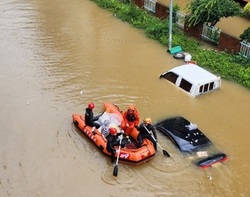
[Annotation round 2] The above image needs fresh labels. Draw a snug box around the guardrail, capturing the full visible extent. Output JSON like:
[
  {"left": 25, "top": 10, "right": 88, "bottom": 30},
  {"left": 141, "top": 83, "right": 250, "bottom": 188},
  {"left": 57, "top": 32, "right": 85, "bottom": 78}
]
[
  {"left": 144, "top": 0, "right": 156, "bottom": 13},
  {"left": 201, "top": 24, "right": 221, "bottom": 45},
  {"left": 176, "top": 12, "right": 185, "bottom": 29},
  {"left": 239, "top": 40, "right": 250, "bottom": 57}
]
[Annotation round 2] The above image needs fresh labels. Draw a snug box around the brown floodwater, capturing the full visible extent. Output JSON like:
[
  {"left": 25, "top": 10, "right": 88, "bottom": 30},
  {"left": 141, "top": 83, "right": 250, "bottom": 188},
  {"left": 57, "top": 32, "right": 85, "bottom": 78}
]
[{"left": 0, "top": 0, "right": 250, "bottom": 197}]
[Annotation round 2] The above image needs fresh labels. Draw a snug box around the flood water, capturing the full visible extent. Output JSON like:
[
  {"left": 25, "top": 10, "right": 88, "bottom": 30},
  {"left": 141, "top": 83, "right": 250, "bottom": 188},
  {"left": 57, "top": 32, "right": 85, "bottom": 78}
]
[{"left": 0, "top": 0, "right": 250, "bottom": 197}]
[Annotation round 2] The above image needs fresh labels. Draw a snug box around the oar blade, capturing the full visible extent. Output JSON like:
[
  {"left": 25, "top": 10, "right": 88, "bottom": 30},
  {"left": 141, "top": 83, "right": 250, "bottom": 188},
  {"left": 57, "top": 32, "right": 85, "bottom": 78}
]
[
  {"left": 113, "top": 165, "right": 118, "bottom": 177},
  {"left": 163, "top": 150, "right": 170, "bottom": 157}
]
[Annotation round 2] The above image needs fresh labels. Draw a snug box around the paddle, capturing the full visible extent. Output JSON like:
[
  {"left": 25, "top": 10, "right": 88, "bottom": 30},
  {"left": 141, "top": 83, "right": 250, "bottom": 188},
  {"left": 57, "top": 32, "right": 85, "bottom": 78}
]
[
  {"left": 113, "top": 133, "right": 123, "bottom": 177},
  {"left": 143, "top": 125, "right": 170, "bottom": 157}
]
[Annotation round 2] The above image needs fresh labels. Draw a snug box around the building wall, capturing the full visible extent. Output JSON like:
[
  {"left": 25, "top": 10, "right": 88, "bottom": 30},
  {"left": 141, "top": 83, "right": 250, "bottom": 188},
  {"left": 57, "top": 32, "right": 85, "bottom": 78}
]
[
  {"left": 184, "top": 23, "right": 203, "bottom": 39},
  {"left": 134, "top": 0, "right": 144, "bottom": 8},
  {"left": 155, "top": 2, "right": 168, "bottom": 19},
  {"left": 218, "top": 32, "right": 241, "bottom": 53}
]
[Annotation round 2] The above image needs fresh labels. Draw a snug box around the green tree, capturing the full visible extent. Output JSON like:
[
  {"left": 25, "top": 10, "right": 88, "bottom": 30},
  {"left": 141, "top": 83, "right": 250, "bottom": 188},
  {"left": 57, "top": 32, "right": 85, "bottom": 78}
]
[
  {"left": 243, "top": 2, "right": 250, "bottom": 17},
  {"left": 240, "top": 27, "right": 250, "bottom": 42},
  {"left": 186, "top": 0, "right": 241, "bottom": 27}
]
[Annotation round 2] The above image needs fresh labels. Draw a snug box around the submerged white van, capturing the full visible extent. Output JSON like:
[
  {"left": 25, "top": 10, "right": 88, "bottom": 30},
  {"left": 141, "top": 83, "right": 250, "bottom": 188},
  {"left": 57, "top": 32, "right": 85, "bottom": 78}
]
[{"left": 160, "top": 64, "right": 221, "bottom": 97}]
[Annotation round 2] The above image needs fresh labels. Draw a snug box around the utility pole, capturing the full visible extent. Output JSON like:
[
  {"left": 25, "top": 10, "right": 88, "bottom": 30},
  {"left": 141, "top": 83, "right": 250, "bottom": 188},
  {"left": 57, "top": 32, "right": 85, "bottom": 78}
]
[{"left": 168, "top": 0, "right": 173, "bottom": 50}]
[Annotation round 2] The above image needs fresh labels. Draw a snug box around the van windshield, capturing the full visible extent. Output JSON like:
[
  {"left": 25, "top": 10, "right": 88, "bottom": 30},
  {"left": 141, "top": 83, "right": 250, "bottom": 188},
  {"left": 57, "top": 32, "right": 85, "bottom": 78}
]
[{"left": 161, "top": 72, "right": 178, "bottom": 84}]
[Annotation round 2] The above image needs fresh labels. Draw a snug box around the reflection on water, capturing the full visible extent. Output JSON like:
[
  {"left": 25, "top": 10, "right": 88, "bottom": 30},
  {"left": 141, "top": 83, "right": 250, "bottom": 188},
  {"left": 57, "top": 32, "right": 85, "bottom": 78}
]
[{"left": 0, "top": 0, "right": 250, "bottom": 196}]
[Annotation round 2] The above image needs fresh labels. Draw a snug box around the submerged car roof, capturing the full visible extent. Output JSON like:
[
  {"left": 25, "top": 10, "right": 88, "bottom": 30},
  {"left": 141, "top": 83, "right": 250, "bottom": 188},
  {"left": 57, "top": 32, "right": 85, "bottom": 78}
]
[{"left": 167, "top": 64, "right": 220, "bottom": 85}]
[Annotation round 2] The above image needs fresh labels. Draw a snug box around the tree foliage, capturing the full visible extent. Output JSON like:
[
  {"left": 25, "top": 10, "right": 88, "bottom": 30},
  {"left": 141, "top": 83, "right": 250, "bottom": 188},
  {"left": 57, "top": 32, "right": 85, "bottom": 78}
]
[
  {"left": 240, "top": 27, "right": 250, "bottom": 42},
  {"left": 186, "top": 0, "right": 241, "bottom": 27},
  {"left": 243, "top": 2, "right": 250, "bottom": 17}
]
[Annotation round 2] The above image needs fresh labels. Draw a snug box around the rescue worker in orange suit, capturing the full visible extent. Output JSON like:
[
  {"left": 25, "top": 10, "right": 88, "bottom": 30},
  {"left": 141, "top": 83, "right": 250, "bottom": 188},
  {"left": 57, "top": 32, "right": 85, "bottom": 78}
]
[
  {"left": 121, "top": 104, "right": 140, "bottom": 136},
  {"left": 85, "top": 102, "right": 100, "bottom": 131},
  {"left": 106, "top": 127, "right": 124, "bottom": 163},
  {"left": 137, "top": 118, "right": 157, "bottom": 150}
]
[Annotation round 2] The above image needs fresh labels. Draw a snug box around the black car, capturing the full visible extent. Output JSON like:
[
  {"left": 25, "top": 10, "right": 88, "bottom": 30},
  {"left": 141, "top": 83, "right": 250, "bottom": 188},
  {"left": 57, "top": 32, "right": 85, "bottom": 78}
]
[{"left": 154, "top": 116, "right": 228, "bottom": 169}]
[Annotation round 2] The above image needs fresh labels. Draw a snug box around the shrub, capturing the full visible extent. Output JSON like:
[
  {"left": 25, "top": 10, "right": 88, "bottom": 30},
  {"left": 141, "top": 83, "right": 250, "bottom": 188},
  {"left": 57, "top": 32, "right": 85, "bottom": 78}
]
[
  {"left": 240, "top": 27, "right": 250, "bottom": 42},
  {"left": 243, "top": 2, "right": 250, "bottom": 18}
]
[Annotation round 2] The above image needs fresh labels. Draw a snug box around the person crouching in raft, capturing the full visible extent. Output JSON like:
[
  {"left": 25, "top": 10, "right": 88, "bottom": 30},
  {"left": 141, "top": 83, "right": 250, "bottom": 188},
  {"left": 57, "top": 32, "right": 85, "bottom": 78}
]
[{"left": 121, "top": 104, "right": 140, "bottom": 138}]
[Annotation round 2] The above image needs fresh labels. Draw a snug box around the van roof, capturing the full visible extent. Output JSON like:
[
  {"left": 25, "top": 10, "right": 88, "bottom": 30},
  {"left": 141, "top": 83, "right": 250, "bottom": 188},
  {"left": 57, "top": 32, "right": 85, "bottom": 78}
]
[{"left": 168, "top": 64, "right": 220, "bottom": 85}]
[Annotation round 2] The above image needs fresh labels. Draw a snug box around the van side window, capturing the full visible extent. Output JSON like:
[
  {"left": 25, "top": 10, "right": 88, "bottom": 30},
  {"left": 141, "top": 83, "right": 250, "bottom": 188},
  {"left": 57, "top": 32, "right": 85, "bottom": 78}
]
[
  {"left": 204, "top": 84, "right": 209, "bottom": 92},
  {"left": 164, "top": 72, "right": 178, "bottom": 84},
  {"left": 200, "top": 82, "right": 215, "bottom": 93},
  {"left": 180, "top": 78, "right": 192, "bottom": 93},
  {"left": 209, "top": 82, "right": 214, "bottom": 91},
  {"left": 199, "top": 85, "right": 203, "bottom": 93}
]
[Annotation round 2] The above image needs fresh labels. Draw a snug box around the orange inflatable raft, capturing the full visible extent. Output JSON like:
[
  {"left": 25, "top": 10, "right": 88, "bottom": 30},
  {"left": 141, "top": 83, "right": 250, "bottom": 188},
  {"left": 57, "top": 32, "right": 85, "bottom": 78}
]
[{"left": 72, "top": 102, "right": 156, "bottom": 165}]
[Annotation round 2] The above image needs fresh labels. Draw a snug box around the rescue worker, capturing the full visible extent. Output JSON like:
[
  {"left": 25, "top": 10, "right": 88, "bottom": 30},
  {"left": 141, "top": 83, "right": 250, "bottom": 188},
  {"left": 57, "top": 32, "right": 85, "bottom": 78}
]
[
  {"left": 121, "top": 104, "right": 140, "bottom": 136},
  {"left": 137, "top": 118, "right": 157, "bottom": 150},
  {"left": 106, "top": 127, "right": 124, "bottom": 163},
  {"left": 85, "top": 102, "right": 100, "bottom": 131}
]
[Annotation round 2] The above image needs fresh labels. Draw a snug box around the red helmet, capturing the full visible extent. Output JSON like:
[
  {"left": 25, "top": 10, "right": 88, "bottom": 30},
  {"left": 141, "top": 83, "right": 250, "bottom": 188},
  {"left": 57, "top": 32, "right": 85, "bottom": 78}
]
[
  {"left": 88, "top": 102, "right": 95, "bottom": 110},
  {"left": 109, "top": 127, "right": 117, "bottom": 135}
]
